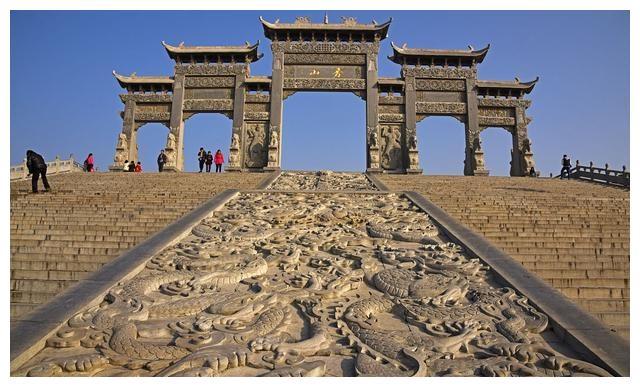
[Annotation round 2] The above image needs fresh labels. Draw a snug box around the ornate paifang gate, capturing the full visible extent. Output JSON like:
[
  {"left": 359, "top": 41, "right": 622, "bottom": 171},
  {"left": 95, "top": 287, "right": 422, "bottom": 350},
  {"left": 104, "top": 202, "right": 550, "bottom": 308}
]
[{"left": 110, "top": 16, "right": 538, "bottom": 176}]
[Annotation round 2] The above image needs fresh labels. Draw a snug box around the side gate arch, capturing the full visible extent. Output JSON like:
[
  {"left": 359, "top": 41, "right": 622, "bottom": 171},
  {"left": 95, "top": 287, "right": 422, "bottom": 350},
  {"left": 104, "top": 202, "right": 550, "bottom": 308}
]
[{"left": 110, "top": 16, "right": 538, "bottom": 176}]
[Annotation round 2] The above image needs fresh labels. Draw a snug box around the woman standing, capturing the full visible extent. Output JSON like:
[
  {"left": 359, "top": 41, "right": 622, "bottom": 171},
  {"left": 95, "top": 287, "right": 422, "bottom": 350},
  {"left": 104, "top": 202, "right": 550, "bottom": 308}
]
[
  {"left": 214, "top": 149, "right": 224, "bottom": 173},
  {"left": 84, "top": 153, "right": 94, "bottom": 172}
]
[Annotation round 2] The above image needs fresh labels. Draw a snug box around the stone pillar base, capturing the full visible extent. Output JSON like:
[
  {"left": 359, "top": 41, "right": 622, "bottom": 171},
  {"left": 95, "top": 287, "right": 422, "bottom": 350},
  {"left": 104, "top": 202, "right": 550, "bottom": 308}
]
[
  {"left": 366, "top": 168, "right": 383, "bottom": 174},
  {"left": 264, "top": 166, "right": 281, "bottom": 172},
  {"left": 161, "top": 166, "right": 180, "bottom": 173},
  {"left": 473, "top": 169, "right": 490, "bottom": 176},
  {"left": 405, "top": 168, "right": 423, "bottom": 174},
  {"left": 226, "top": 166, "right": 242, "bottom": 172},
  {"left": 109, "top": 165, "right": 125, "bottom": 172}
]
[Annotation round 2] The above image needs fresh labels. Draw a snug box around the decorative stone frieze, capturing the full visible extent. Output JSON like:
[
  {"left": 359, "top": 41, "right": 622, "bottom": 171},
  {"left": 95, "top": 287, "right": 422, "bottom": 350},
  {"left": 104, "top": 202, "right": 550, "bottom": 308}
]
[
  {"left": 185, "top": 77, "right": 235, "bottom": 88},
  {"left": 416, "top": 102, "right": 467, "bottom": 115},
  {"left": 415, "top": 79, "right": 466, "bottom": 91},
  {"left": 182, "top": 99, "right": 234, "bottom": 111},
  {"left": 378, "top": 113, "right": 405, "bottom": 123},
  {"left": 175, "top": 64, "right": 247, "bottom": 76},
  {"left": 119, "top": 94, "right": 173, "bottom": 103},
  {"left": 134, "top": 112, "right": 171, "bottom": 121},
  {"left": 403, "top": 67, "right": 476, "bottom": 79}
]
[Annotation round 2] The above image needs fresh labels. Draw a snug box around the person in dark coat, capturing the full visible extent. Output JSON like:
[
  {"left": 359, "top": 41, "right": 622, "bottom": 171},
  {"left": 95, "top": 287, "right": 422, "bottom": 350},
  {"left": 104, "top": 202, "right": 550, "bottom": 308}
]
[
  {"left": 26, "top": 150, "right": 51, "bottom": 193},
  {"left": 197, "top": 147, "right": 206, "bottom": 173},
  {"left": 128, "top": 160, "right": 136, "bottom": 172},
  {"left": 205, "top": 151, "right": 213, "bottom": 173},
  {"left": 560, "top": 154, "right": 571, "bottom": 179},
  {"left": 157, "top": 150, "right": 167, "bottom": 172}
]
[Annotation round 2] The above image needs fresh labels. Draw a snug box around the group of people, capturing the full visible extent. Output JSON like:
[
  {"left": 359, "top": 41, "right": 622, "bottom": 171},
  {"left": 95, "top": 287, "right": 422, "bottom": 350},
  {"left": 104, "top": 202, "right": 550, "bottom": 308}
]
[
  {"left": 122, "top": 160, "right": 143, "bottom": 172},
  {"left": 197, "top": 148, "right": 225, "bottom": 173}
]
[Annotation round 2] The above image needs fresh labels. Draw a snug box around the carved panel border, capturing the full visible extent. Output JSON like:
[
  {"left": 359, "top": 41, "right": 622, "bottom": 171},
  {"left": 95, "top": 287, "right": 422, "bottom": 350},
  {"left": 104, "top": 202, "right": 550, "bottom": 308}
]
[
  {"left": 402, "top": 67, "right": 476, "bottom": 79},
  {"left": 120, "top": 94, "right": 172, "bottom": 103},
  {"left": 244, "top": 112, "right": 270, "bottom": 121},
  {"left": 183, "top": 99, "right": 234, "bottom": 111},
  {"left": 416, "top": 102, "right": 467, "bottom": 115},
  {"left": 415, "top": 79, "right": 466, "bottom": 92},
  {"left": 478, "top": 116, "right": 516, "bottom": 127},
  {"left": 477, "top": 98, "right": 532, "bottom": 109},
  {"left": 185, "top": 77, "right": 235, "bottom": 88},
  {"left": 175, "top": 64, "right": 246, "bottom": 76},
  {"left": 272, "top": 41, "right": 379, "bottom": 55},
  {"left": 134, "top": 112, "right": 171, "bottom": 122},
  {"left": 284, "top": 53, "right": 366, "bottom": 65},
  {"left": 378, "top": 113, "right": 405, "bottom": 123}
]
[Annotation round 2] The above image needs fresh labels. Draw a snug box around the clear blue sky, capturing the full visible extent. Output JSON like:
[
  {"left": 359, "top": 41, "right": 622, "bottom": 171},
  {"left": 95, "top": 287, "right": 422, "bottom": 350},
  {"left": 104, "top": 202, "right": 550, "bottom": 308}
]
[{"left": 10, "top": 11, "right": 629, "bottom": 175}]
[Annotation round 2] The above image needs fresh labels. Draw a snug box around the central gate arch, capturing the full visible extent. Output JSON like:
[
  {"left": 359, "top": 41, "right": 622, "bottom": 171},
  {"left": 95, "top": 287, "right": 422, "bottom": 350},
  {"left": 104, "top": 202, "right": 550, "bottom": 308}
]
[{"left": 110, "top": 15, "right": 539, "bottom": 176}]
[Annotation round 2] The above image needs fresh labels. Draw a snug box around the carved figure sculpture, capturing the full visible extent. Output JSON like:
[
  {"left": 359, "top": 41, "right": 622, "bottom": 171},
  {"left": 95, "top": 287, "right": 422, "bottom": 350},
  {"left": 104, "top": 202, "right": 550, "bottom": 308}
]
[
  {"left": 246, "top": 124, "right": 266, "bottom": 168},
  {"left": 269, "top": 130, "right": 279, "bottom": 148},
  {"left": 381, "top": 125, "right": 402, "bottom": 170},
  {"left": 166, "top": 132, "right": 176, "bottom": 150},
  {"left": 231, "top": 133, "right": 240, "bottom": 150}
]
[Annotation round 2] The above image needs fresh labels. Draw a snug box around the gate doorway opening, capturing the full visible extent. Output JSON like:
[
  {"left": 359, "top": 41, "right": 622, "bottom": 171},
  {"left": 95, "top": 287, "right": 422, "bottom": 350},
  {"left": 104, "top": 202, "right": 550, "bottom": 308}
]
[
  {"left": 135, "top": 123, "right": 168, "bottom": 172},
  {"left": 417, "top": 116, "right": 466, "bottom": 175},
  {"left": 281, "top": 92, "right": 365, "bottom": 171},
  {"left": 480, "top": 127, "right": 513, "bottom": 176},
  {"left": 183, "top": 113, "right": 231, "bottom": 172}
]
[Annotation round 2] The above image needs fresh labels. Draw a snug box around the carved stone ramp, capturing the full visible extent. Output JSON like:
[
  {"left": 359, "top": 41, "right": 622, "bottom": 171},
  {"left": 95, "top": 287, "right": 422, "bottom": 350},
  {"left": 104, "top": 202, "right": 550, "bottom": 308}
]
[{"left": 10, "top": 171, "right": 626, "bottom": 376}]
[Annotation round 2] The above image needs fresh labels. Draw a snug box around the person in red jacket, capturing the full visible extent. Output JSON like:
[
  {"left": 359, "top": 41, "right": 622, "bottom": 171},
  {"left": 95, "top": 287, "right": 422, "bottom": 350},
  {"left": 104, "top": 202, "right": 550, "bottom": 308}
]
[
  {"left": 84, "top": 153, "right": 94, "bottom": 172},
  {"left": 214, "top": 149, "right": 224, "bottom": 173},
  {"left": 134, "top": 161, "right": 142, "bottom": 173}
]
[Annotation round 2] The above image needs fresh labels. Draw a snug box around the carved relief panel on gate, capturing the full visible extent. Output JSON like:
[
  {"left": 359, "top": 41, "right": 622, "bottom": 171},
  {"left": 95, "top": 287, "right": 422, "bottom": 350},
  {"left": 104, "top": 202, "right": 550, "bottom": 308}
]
[
  {"left": 380, "top": 124, "right": 402, "bottom": 170},
  {"left": 244, "top": 122, "right": 268, "bottom": 168}
]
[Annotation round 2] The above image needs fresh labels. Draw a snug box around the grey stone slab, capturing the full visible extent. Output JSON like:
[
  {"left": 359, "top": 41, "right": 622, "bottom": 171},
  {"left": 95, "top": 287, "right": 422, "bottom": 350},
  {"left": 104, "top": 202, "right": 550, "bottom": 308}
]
[
  {"left": 256, "top": 171, "right": 281, "bottom": 189},
  {"left": 365, "top": 172, "right": 391, "bottom": 191}
]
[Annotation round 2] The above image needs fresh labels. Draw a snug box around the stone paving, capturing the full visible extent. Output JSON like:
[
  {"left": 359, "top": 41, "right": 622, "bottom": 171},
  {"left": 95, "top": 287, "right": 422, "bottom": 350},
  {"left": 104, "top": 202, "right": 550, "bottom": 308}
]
[{"left": 12, "top": 172, "right": 612, "bottom": 377}]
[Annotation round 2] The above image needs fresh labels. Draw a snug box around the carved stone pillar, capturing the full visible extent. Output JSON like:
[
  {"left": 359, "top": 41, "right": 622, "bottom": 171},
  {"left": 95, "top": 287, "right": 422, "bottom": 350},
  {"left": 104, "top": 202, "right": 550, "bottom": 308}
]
[
  {"left": 365, "top": 52, "right": 382, "bottom": 173},
  {"left": 464, "top": 80, "right": 487, "bottom": 176},
  {"left": 511, "top": 105, "right": 535, "bottom": 176},
  {"left": 166, "top": 73, "right": 186, "bottom": 172},
  {"left": 228, "top": 72, "right": 247, "bottom": 172},
  {"left": 468, "top": 127, "right": 489, "bottom": 176},
  {"left": 404, "top": 75, "right": 421, "bottom": 174},
  {"left": 266, "top": 47, "right": 284, "bottom": 171},
  {"left": 109, "top": 99, "right": 136, "bottom": 171}
]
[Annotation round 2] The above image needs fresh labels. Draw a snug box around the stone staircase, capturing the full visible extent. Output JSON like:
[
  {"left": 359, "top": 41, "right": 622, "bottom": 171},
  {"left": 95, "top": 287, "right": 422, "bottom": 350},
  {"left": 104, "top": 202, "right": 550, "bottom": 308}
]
[
  {"left": 10, "top": 172, "right": 263, "bottom": 320},
  {"left": 378, "top": 175, "right": 630, "bottom": 339}
]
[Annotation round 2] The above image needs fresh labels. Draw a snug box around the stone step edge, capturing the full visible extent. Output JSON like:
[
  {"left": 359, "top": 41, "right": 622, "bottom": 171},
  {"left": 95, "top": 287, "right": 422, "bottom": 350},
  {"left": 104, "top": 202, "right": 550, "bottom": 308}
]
[
  {"left": 9, "top": 189, "right": 241, "bottom": 373},
  {"left": 400, "top": 189, "right": 629, "bottom": 377}
]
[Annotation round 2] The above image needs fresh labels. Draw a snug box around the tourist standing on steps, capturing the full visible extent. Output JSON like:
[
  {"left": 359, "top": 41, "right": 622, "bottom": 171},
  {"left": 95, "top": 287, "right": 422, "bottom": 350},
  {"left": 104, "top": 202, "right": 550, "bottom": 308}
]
[
  {"left": 128, "top": 160, "right": 136, "bottom": 172},
  {"left": 157, "top": 150, "right": 167, "bottom": 172},
  {"left": 197, "top": 147, "right": 206, "bottom": 173},
  {"left": 134, "top": 161, "right": 142, "bottom": 173},
  {"left": 26, "top": 149, "right": 51, "bottom": 193},
  {"left": 529, "top": 166, "right": 537, "bottom": 177},
  {"left": 560, "top": 154, "right": 571, "bottom": 179},
  {"left": 123, "top": 160, "right": 129, "bottom": 172},
  {"left": 214, "top": 149, "right": 224, "bottom": 173},
  {"left": 84, "top": 153, "right": 94, "bottom": 172},
  {"left": 205, "top": 151, "right": 213, "bottom": 173}
]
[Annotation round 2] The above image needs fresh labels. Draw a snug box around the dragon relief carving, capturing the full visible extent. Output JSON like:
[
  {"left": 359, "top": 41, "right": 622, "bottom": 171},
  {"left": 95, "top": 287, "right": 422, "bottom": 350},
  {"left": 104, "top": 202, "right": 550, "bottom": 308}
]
[{"left": 14, "top": 175, "right": 611, "bottom": 377}]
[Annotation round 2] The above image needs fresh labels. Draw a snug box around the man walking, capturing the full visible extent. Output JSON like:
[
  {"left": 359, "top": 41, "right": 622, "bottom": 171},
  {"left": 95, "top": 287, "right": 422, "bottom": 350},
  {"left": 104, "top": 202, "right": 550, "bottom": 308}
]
[
  {"left": 26, "top": 149, "right": 51, "bottom": 193},
  {"left": 157, "top": 150, "right": 167, "bottom": 172},
  {"left": 560, "top": 154, "right": 572, "bottom": 179},
  {"left": 197, "top": 147, "right": 206, "bottom": 173}
]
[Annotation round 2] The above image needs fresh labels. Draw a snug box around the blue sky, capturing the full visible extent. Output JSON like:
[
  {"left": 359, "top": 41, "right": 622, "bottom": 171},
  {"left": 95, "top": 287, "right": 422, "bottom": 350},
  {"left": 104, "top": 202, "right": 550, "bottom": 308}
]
[{"left": 10, "top": 11, "right": 629, "bottom": 174}]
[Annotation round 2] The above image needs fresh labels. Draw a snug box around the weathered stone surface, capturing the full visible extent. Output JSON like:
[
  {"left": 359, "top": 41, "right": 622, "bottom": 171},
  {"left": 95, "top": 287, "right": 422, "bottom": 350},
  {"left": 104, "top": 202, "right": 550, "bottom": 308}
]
[
  {"left": 12, "top": 173, "right": 612, "bottom": 377},
  {"left": 268, "top": 171, "right": 377, "bottom": 191},
  {"left": 378, "top": 175, "right": 630, "bottom": 339},
  {"left": 10, "top": 173, "right": 264, "bottom": 320}
]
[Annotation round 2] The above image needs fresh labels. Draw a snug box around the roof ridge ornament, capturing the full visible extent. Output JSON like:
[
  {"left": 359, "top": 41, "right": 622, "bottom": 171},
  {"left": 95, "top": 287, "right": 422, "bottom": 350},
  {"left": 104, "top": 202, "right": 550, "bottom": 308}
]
[
  {"left": 341, "top": 16, "right": 358, "bottom": 26},
  {"left": 295, "top": 16, "right": 311, "bottom": 24},
  {"left": 324, "top": 12, "right": 329, "bottom": 24}
]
